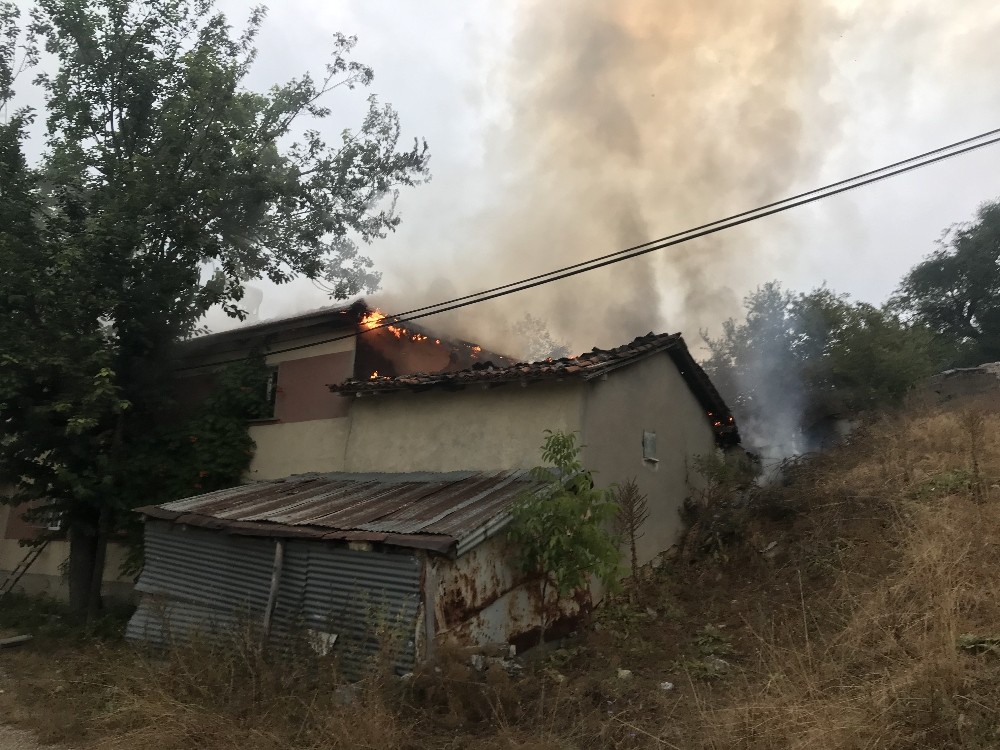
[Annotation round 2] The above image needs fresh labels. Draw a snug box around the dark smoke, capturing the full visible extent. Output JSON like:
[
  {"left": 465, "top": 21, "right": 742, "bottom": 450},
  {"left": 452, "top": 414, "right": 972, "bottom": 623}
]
[{"left": 411, "top": 0, "right": 843, "bottom": 355}]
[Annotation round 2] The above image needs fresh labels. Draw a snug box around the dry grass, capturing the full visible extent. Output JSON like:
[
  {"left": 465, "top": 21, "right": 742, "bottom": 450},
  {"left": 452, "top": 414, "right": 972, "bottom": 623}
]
[
  {"left": 672, "top": 397, "right": 1000, "bottom": 750},
  {"left": 2, "top": 397, "right": 1000, "bottom": 749}
]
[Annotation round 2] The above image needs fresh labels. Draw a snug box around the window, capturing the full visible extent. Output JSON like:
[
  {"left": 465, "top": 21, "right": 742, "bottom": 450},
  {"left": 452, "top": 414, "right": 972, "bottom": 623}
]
[
  {"left": 642, "top": 430, "right": 658, "bottom": 463},
  {"left": 264, "top": 366, "right": 279, "bottom": 417},
  {"left": 45, "top": 511, "right": 63, "bottom": 532}
]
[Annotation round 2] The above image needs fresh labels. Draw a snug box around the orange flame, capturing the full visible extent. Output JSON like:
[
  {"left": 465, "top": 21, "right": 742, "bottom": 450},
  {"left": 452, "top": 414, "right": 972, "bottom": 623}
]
[
  {"left": 370, "top": 370, "right": 379, "bottom": 379},
  {"left": 361, "top": 309, "right": 386, "bottom": 330},
  {"left": 361, "top": 307, "right": 446, "bottom": 346}
]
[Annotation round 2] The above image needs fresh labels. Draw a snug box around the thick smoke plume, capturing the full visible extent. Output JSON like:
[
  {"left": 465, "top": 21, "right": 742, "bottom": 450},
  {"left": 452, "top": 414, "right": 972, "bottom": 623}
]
[{"left": 417, "top": 0, "right": 841, "bottom": 355}]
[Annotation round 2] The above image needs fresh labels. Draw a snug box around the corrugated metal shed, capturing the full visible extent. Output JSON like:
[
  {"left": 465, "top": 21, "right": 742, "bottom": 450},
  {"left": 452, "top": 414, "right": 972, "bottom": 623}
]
[
  {"left": 136, "top": 470, "right": 545, "bottom": 556},
  {"left": 128, "top": 520, "right": 422, "bottom": 674}
]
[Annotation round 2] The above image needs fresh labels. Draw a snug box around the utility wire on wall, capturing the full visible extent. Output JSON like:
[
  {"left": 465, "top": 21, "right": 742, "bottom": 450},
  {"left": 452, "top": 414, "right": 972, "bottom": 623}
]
[{"left": 179, "top": 126, "right": 1000, "bottom": 370}]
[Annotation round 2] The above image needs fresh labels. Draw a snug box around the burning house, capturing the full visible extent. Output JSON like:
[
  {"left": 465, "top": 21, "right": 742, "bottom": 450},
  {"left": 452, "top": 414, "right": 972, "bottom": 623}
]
[
  {"left": 127, "top": 329, "right": 740, "bottom": 667},
  {"left": 0, "top": 301, "right": 502, "bottom": 599},
  {"left": 175, "top": 301, "right": 510, "bottom": 481}
]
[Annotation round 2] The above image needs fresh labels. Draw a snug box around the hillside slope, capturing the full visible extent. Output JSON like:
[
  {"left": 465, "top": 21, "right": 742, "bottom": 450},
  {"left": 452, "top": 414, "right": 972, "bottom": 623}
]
[{"left": 1, "top": 396, "right": 999, "bottom": 749}]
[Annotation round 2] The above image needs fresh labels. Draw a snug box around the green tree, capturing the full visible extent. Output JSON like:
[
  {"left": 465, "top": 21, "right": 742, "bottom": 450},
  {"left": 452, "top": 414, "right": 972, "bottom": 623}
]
[
  {"left": 893, "top": 200, "right": 1000, "bottom": 366},
  {"left": 703, "top": 283, "right": 943, "bottom": 449},
  {"left": 507, "top": 431, "right": 620, "bottom": 645},
  {"left": 0, "top": 0, "right": 429, "bottom": 617}
]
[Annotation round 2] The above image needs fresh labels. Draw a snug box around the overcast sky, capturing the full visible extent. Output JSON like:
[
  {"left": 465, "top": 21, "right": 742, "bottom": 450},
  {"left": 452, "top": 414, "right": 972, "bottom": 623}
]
[{"left": 13, "top": 1, "right": 1000, "bottom": 351}]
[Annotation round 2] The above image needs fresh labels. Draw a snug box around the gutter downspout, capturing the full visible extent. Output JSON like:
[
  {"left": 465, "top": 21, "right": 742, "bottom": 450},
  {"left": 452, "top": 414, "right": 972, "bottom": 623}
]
[{"left": 262, "top": 539, "right": 285, "bottom": 643}]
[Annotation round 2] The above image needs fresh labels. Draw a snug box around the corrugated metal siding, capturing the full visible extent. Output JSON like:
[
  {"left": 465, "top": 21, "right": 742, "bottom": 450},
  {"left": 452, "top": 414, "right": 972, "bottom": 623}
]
[
  {"left": 127, "top": 520, "right": 421, "bottom": 676},
  {"left": 271, "top": 542, "right": 421, "bottom": 674}
]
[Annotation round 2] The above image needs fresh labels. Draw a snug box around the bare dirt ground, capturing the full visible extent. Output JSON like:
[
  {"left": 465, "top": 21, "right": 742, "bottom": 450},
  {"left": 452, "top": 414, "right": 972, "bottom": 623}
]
[{"left": 0, "top": 654, "right": 71, "bottom": 750}]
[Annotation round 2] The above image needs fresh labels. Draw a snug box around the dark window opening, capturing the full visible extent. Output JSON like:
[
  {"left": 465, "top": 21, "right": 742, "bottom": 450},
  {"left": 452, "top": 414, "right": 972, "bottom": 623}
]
[{"left": 263, "top": 366, "right": 279, "bottom": 418}]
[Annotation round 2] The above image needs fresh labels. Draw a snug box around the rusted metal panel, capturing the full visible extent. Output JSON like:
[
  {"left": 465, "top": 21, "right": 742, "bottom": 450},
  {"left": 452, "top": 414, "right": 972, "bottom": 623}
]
[
  {"left": 429, "top": 535, "right": 590, "bottom": 652},
  {"left": 136, "top": 470, "right": 546, "bottom": 555}
]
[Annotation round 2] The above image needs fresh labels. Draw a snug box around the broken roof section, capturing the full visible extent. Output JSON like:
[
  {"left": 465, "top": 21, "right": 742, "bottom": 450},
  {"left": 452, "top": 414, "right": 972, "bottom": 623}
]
[
  {"left": 135, "top": 470, "right": 547, "bottom": 557},
  {"left": 332, "top": 332, "right": 740, "bottom": 445},
  {"left": 174, "top": 300, "right": 512, "bottom": 373}
]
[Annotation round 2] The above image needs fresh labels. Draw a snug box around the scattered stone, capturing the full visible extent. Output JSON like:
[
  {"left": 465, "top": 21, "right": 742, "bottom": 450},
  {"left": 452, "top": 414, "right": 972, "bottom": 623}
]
[
  {"left": 659, "top": 681, "right": 675, "bottom": 691},
  {"left": 469, "top": 653, "right": 486, "bottom": 671},
  {"left": 645, "top": 607, "right": 657, "bottom": 618},
  {"left": 499, "top": 658, "right": 523, "bottom": 676},
  {"left": 616, "top": 668, "right": 633, "bottom": 680}
]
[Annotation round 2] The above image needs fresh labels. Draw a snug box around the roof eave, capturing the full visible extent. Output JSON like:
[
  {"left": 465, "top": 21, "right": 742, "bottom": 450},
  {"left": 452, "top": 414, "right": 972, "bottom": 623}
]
[{"left": 137, "top": 506, "right": 458, "bottom": 555}]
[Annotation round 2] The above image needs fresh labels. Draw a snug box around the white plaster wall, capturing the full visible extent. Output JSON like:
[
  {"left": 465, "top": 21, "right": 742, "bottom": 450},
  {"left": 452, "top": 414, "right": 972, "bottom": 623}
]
[
  {"left": 264, "top": 336, "right": 354, "bottom": 365},
  {"left": 188, "top": 331, "right": 355, "bottom": 370},
  {"left": 0, "top": 539, "right": 134, "bottom": 600},
  {"left": 581, "top": 354, "right": 717, "bottom": 564},
  {"left": 247, "top": 419, "right": 353, "bottom": 480},
  {"left": 343, "top": 383, "right": 586, "bottom": 473}
]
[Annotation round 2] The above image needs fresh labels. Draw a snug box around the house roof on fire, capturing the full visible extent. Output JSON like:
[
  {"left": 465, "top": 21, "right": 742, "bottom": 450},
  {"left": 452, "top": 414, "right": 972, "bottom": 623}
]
[
  {"left": 332, "top": 331, "right": 740, "bottom": 445},
  {"left": 174, "top": 300, "right": 512, "bottom": 369},
  {"left": 136, "top": 470, "right": 547, "bottom": 557}
]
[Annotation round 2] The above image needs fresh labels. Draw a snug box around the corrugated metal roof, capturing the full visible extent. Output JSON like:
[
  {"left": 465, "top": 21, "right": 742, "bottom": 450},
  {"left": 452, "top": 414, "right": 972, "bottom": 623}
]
[{"left": 136, "top": 470, "right": 546, "bottom": 556}]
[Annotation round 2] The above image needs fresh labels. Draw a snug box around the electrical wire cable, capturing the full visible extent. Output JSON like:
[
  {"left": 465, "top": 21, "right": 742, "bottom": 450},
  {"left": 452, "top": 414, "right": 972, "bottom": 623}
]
[
  {"left": 177, "top": 126, "right": 1000, "bottom": 370},
  {"left": 372, "top": 126, "right": 1000, "bottom": 324}
]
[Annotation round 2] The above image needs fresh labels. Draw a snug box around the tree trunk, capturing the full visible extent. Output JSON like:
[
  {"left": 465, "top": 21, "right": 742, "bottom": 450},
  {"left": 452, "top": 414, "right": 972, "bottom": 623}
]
[
  {"left": 537, "top": 577, "right": 550, "bottom": 647},
  {"left": 68, "top": 520, "right": 99, "bottom": 619},
  {"left": 86, "top": 506, "right": 111, "bottom": 620}
]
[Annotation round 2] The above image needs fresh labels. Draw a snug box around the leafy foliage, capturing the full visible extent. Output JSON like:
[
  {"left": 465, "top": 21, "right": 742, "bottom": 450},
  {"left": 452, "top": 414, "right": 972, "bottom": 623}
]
[
  {"left": 612, "top": 478, "right": 648, "bottom": 586},
  {"left": 0, "top": 0, "right": 429, "bottom": 615},
  {"left": 680, "top": 451, "right": 761, "bottom": 563},
  {"left": 507, "top": 431, "right": 620, "bottom": 602},
  {"left": 893, "top": 199, "right": 1000, "bottom": 366}
]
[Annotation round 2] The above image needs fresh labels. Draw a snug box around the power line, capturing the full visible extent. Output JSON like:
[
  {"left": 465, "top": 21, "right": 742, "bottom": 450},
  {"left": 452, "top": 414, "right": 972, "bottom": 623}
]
[
  {"left": 377, "top": 126, "right": 1000, "bottom": 323},
  {"left": 179, "top": 126, "right": 1000, "bottom": 370}
]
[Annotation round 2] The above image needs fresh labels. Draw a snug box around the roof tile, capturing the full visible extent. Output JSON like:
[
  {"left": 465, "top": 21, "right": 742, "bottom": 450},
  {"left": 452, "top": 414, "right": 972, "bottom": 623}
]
[{"left": 330, "top": 331, "right": 740, "bottom": 445}]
